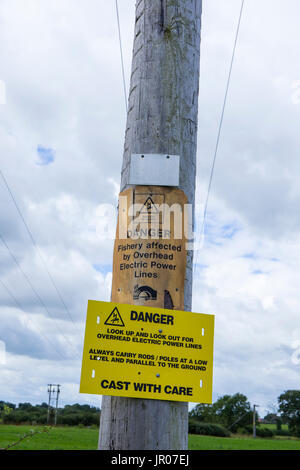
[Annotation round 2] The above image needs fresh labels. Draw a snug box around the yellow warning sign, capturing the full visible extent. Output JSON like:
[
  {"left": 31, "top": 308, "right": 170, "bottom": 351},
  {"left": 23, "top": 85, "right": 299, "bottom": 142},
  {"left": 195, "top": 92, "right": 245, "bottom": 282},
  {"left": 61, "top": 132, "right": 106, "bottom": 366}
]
[{"left": 79, "top": 301, "right": 214, "bottom": 403}]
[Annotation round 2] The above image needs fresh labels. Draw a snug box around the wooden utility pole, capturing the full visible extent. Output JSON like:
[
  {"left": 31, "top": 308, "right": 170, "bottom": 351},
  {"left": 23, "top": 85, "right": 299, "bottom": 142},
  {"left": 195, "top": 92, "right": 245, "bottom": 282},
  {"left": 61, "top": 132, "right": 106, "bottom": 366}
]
[
  {"left": 47, "top": 384, "right": 60, "bottom": 426},
  {"left": 253, "top": 404, "right": 259, "bottom": 438},
  {"left": 98, "top": 0, "right": 202, "bottom": 450}
]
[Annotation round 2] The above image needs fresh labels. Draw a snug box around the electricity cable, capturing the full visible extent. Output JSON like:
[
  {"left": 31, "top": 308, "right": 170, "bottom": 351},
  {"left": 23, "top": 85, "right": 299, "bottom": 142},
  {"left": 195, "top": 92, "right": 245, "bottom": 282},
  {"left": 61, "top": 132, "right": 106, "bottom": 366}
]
[
  {"left": 0, "top": 232, "right": 81, "bottom": 359},
  {"left": 115, "top": 0, "right": 128, "bottom": 113},
  {"left": 193, "top": 0, "right": 245, "bottom": 276},
  {"left": 0, "top": 277, "right": 66, "bottom": 361},
  {"left": 0, "top": 168, "right": 79, "bottom": 333}
]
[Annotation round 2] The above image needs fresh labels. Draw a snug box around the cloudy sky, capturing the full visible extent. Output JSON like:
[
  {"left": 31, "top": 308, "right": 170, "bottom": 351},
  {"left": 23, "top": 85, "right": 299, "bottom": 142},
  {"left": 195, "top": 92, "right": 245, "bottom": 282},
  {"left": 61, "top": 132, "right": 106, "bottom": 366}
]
[{"left": 0, "top": 0, "right": 300, "bottom": 418}]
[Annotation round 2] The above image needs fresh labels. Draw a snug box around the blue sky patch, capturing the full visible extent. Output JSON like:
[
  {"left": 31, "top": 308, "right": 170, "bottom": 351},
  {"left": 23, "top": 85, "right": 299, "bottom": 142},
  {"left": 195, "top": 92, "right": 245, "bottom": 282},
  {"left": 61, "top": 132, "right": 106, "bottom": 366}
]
[
  {"left": 196, "top": 216, "right": 242, "bottom": 248},
  {"left": 242, "top": 253, "right": 256, "bottom": 259},
  {"left": 194, "top": 263, "right": 209, "bottom": 270},
  {"left": 93, "top": 264, "right": 112, "bottom": 275},
  {"left": 252, "top": 269, "right": 263, "bottom": 275},
  {"left": 36, "top": 145, "right": 55, "bottom": 166},
  {"left": 220, "top": 222, "right": 241, "bottom": 239}
]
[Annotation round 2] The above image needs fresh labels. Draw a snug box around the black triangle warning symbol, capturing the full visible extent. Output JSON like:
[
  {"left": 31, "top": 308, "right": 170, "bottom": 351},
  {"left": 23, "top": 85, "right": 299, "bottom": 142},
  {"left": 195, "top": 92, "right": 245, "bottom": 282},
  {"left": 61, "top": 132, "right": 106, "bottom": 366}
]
[
  {"left": 104, "top": 307, "right": 125, "bottom": 327},
  {"left": 140, "top": 196, "right": 159, "bottom": 214}
]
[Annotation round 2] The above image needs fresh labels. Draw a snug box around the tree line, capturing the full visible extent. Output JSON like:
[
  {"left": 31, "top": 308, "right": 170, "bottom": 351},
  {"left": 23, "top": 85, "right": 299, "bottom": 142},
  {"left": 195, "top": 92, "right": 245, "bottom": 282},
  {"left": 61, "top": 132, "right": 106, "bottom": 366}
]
[
  {"left": 189, "top": 390, "right": 300, "bottom": 437},
  {"left": 0, "top": 402, "right": 100, "bottom": 427},
  {"left": 1, "top": 389, "right": 299, "bottom": 436}
]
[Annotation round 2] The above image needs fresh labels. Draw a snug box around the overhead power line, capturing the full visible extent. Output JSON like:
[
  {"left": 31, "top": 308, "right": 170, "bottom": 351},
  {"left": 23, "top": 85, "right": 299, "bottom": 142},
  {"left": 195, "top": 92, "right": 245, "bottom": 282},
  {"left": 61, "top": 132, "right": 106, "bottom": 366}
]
[
  {"left": 201, "top": 0, "right": 245, "bottom": 238},
  {"left": 0, "top": 231, "right": 80, "bottom": 359},
  {"left": 115, "top": 0, "right": 128, "bottom": 113},
  {"left": 194, "top": 0, "right": 245, "bottom": 272},
  {"left": 0, "top": 277, "right": 66, "bottom": 360},
  {"left": 0, "top": 169, "right": 79, "bottom": 332}
]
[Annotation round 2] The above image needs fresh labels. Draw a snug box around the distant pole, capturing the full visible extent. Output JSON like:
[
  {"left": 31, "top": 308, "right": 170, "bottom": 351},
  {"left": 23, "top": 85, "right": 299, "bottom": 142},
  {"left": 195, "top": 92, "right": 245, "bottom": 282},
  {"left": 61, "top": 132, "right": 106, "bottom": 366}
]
[
  {"left": 55, "top": 385, "right": 61, "bottom": 426},
  {"left": 47, "top": 384, "right": 60, "bottom": 426},
  {"left": 47, "top": 384, "right": 52, "bottom": 425},
  {"left": 253, "top": 404, "right": 259, "bottom": 438},
  {"left": 98, "top": 0, "right": 202, "bottom": 450}
]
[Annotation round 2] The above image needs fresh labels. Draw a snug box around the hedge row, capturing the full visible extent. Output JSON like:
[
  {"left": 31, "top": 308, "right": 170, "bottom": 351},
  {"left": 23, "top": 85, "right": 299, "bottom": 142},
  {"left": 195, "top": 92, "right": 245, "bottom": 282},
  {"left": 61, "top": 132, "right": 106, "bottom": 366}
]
[
  {"left": 3, "top": 410, "right": 100, "bottom": 426},
  {"left": 188, "top": 420, "right": 230, "bottom": 437}
]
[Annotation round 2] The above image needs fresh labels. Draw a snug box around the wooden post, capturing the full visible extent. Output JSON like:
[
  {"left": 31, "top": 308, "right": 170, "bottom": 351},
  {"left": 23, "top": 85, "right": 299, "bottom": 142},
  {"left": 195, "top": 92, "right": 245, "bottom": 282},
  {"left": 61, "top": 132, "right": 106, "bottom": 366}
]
[{"left": 98, "top": 0, "right": 202, "bottom": 450}]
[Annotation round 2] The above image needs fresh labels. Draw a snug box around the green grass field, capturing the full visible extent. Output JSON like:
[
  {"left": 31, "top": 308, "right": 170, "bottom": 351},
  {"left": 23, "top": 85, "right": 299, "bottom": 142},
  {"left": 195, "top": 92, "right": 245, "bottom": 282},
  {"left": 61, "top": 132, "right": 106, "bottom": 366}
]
[
  {"left": 260, "top": 423, "right": 289, "bottom": 431},
  {"left": 0, "top": 425, "right": 98, "bottom": 450},
  {"left": 1, "top": 425, "right": 300, "bottom": 451},
  {"left": 188, "top": 434, "right": 300, "bottom": 450}
]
